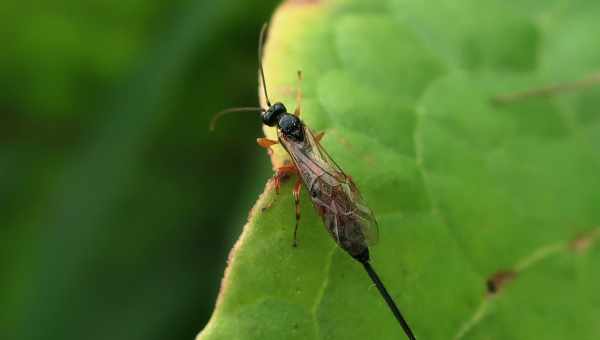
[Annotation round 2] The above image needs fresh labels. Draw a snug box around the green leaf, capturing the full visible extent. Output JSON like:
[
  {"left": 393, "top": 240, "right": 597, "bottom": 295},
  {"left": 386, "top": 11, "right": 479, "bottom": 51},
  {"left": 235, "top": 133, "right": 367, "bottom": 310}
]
[{"left": 199, "top": 0, "right": 600, "bottom": 339}]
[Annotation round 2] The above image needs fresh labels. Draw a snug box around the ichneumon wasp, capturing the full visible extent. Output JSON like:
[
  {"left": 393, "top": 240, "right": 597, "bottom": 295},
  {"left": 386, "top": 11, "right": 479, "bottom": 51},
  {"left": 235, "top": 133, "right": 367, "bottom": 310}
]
[{"left": 211, "top": 23, "right": 417, "bottom": 340}]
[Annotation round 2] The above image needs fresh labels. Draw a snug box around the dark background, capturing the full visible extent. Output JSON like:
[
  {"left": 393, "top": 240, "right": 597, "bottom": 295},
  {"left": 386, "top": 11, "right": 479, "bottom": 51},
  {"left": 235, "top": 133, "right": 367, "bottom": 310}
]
[{"left": 1, "top": 1, "right": 280, "bottom": 339}]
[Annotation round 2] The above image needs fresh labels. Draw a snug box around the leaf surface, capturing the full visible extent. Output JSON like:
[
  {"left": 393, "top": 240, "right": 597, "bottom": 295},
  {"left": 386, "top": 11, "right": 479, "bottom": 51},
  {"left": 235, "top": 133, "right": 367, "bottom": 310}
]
[{"left": 199, "top": 0, "right": 600, "bottom": 339}]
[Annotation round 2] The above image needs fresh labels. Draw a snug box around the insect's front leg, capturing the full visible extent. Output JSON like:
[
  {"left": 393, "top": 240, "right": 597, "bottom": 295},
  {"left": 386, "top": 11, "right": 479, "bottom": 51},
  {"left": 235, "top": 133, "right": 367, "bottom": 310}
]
[
  {"left": 292, "top": 177, "right": 302, "bottom": 247},
  {"left": 273, "top": 164, "right": 297, "bottom": 194},
  {"left": 257, "top": 137, "right": 278, "bottom": 149},
  {"left": 314, "top": 131, "right": 324, "bottom": 143}
]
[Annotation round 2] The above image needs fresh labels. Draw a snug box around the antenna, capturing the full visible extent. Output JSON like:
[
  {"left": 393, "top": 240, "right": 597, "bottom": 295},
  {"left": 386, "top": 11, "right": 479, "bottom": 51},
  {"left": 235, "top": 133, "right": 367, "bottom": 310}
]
[
  {"left": 209, "top": 24, "right": 272, "bottom": 131},
  {"left": 259, "top": 22, "right": 271, "bottom": 107},
  {"left": 209, "top": 107, "right": 264, "bottom": 131}
]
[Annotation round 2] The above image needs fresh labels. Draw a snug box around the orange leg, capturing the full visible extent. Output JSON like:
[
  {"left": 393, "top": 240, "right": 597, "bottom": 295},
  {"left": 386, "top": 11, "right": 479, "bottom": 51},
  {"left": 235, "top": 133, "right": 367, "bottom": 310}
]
[
  {"left": 294, "top": 70, "right": 303, "bottom": 117},
  {"left": 314, "top": 131, "right": 325, "bottom": 143},
  {"left": 292, "top": 177, "right": 303, "bottom": 247},
  {"left": 257, "top": 137, "right": 278, "bottom": 149},
  {"left": 273, "top": 164, "right": 297, "bottom": 194}
]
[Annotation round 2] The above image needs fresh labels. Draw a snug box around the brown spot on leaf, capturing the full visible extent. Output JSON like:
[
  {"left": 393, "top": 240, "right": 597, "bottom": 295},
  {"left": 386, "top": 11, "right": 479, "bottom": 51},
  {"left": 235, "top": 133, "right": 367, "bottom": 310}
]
[
  {"left": 569, "top": 228, "right": 600, "bottom": 254},
  {"left": 486, "top": 270, "right": 517, "bottom": 295}
]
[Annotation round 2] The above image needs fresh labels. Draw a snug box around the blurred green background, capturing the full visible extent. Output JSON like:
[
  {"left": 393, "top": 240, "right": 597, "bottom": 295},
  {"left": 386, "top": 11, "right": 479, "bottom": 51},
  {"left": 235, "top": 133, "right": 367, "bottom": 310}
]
[{"left": 1, "top": 1, "right": 281, "bottom": 339}]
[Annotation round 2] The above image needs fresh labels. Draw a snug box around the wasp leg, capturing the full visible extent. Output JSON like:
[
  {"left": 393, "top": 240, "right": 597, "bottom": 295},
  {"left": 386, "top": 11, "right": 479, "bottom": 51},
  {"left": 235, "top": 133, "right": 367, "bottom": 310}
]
[
  {"left": 292, "top": 177, "right": 302, "bottom": 247},
  {"left": 294, "top": 70, "right": 303, "bottom": 117},
  {"left": 314, "top": 131, "right": 325, "bottom": 143},
  {"left": 273, "top": 164, "right": 297, "bottom": 194},
  {"left": 257, "top": 137, "right": 278, "bottom": 149}
]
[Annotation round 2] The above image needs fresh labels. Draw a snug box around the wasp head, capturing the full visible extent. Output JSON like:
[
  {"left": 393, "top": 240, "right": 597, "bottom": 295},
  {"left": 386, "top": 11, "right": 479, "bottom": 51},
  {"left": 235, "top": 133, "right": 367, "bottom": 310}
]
[{"left": 262, "top": 102, "right": 287, "bottom": 126}]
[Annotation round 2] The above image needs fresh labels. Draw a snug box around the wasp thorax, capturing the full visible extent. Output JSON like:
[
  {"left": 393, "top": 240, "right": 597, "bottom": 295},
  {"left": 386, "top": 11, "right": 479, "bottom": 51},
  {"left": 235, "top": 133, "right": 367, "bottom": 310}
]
[
  {"left": 279, "top": 113, "right": 304, "bottom": 141},
  {"left": 262, "top": 102, "right": 287, "bottom": 126}
]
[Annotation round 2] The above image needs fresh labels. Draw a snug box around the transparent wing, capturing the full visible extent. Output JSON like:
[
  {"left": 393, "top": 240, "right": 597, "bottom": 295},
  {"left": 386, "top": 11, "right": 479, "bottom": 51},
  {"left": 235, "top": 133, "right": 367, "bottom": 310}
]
[{"left": 279, "top": 126, "right": 379, "bottom": 247}]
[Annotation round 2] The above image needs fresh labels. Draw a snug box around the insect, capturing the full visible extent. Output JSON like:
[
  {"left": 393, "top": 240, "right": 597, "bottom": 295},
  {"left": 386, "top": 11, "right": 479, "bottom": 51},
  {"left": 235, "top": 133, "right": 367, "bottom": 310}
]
[{"left": 211, "top": 23, "right": 416, "bottom": 340}]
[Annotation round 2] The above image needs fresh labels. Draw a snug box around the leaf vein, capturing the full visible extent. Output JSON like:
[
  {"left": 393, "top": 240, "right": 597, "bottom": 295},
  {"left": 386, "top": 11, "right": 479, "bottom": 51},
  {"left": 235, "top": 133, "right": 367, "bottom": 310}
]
[{"left": 311, "top": 245, "right": 338, "bottom": 339}]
